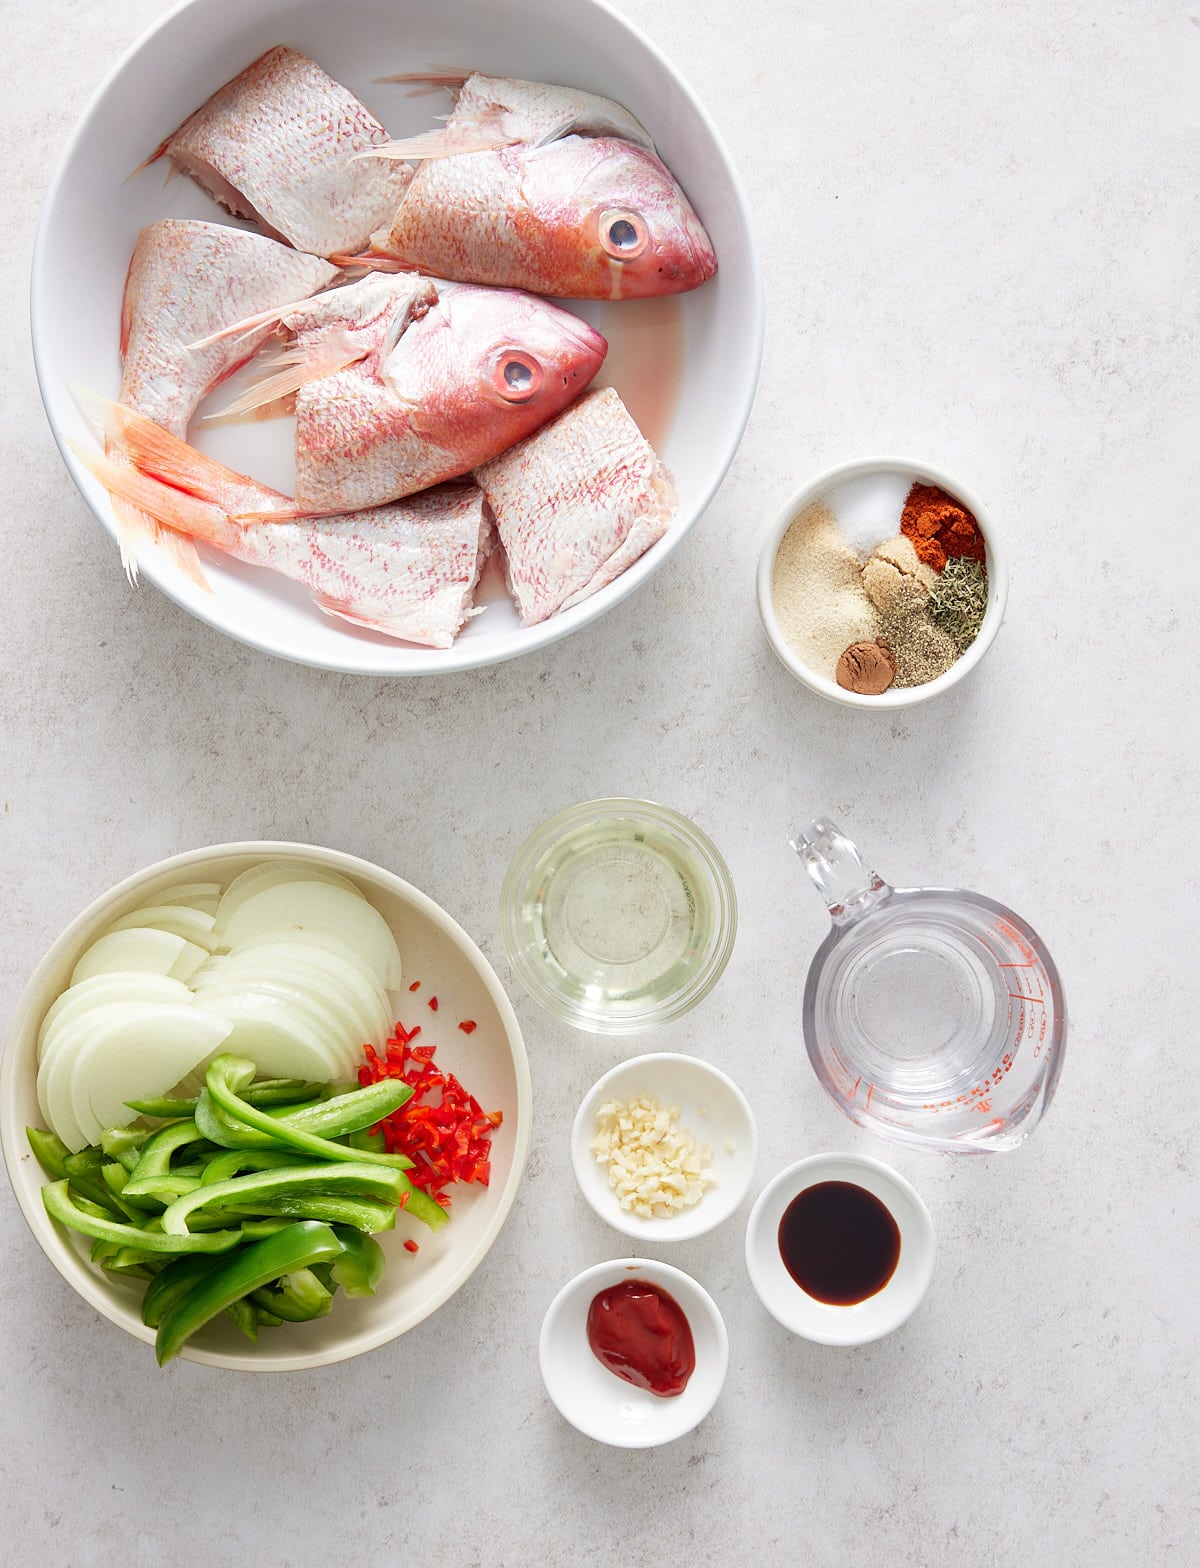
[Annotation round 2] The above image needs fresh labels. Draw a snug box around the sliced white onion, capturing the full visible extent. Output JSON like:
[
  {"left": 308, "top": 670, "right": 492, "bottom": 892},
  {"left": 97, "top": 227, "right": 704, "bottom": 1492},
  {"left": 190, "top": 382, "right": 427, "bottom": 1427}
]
[
  {"left": 70, "top": 928, "right": 193, "bottom": 986},
  {"left": 104, "top": 905, "right": 219, "bottom": 951},
  {"left": 38, "top": 973, "right": 195, "bottom": 1066},
  {"left": 220, "top": 882, "right": 402, "bottom": 991},
  {"left": 152, "top": 880, "right": 222, "bottom": 916},
  {"left": 214, "top": 862, "right": 360, "bottom": 938},
  {"left": 201, "top": 935, "right": 390, "bottom": 1050},
  {"left": 189, "top": 986, "right": 349, "bottom": 1081},
  {"left": 69, "top": 1006, "right": 233, "bottom": 1150}
]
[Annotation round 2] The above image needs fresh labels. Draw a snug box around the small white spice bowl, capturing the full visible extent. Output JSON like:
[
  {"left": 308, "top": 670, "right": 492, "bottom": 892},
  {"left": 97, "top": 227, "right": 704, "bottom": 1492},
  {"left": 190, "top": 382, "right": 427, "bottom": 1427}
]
[
  {"left": 744, "top": 1154, "right": 936, "bottom": 1345},
  {"left": 539, "top": 1257, "right": 728, "bottom": 1447},
  {"left": 756, "top": 456, "right": 1009, "bottom": 708},
  {"left": 571, "top": 1053, "right": 757, "bottom": 1241}
]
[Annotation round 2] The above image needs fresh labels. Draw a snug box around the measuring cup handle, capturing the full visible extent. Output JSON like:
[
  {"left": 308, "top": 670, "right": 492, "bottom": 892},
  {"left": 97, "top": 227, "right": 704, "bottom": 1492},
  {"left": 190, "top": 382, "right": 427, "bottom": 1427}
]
[{"left": 788, "top": 818, "right": 892, "bottom": 926}]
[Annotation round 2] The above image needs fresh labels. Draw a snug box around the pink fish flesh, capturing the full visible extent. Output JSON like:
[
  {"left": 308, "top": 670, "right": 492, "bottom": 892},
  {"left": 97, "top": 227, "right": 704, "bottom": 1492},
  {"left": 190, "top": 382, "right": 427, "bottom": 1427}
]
[
  {"left": 475, "top": 386, "right": 677, "bottom": 625},
  {"left": 146, "top": 46, "right": 411, "bottom": 257}
]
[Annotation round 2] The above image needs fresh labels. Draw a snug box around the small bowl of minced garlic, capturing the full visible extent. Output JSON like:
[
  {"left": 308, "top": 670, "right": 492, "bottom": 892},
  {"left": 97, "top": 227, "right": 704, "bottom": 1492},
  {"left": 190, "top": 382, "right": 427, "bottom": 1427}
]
[
  {"left": 571, "top": 1054, "right": 758, "bottom": 1242},
  {"left": 756, "top": 457, "right": 1009, "bottom": 706}
]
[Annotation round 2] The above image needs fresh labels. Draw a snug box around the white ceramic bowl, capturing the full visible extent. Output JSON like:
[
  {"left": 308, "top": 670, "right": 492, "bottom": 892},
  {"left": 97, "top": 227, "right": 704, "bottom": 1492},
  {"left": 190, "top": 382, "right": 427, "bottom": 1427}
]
[
  {"left": 32, "top": 0, "right": 762, "bottom": 674},
  {"left": 744, "top": 1154, "right": 935, "bottom": 1345},
  {"left": 539, "top": 1257, "right": 727, "bottom": 1446},
  {"left": 0, "top": 842, "right": 531, "bottom": 1371},
  {"left": 756, "top": 457, "right": 1009, "bottom": 707},
  {"left": 571, "top": 1053, "right": 756, "bottom": 1241}
]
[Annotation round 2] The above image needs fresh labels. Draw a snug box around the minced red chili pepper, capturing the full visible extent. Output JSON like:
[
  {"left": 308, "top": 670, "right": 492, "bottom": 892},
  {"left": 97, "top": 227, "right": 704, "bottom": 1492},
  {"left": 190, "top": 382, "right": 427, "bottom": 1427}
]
[
  {"left": 358, "top": 1021, "right": 502, "bottom": 1208},
  {"left": 458, "top": 1020, "right": 477, "bottom": 1034},
  {"left": 428, "top": 996, "right": 439, "bottom": 1011}
]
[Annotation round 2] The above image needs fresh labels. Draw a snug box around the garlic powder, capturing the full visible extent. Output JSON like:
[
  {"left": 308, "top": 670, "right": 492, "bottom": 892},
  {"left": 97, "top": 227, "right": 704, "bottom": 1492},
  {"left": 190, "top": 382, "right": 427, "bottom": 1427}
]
[{"left": 590, "top": 1093, "right": 717, "bottom": 1219}]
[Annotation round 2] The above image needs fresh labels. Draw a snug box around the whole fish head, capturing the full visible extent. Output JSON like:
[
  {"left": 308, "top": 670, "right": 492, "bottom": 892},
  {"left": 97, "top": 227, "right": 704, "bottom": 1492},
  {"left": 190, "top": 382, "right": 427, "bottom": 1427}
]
[
  {"left": 382, "top": 282, "right": 607, "bottom": 465},
  {"left": 518, "top": 136, "right": 717, "bottom": 299}
]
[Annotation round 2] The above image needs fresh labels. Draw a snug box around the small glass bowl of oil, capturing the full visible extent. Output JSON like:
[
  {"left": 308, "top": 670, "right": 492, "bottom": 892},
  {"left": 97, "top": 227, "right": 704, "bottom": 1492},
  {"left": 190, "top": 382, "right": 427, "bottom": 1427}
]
[{"left": 500, "top": 799, "right": 737, "bottom": 1034}]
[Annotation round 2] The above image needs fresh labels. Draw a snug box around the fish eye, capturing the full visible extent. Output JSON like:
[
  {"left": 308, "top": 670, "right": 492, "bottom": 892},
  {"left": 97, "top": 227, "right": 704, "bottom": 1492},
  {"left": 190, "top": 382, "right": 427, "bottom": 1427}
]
[
  {"left": 599, "top": 209, "right": 649, "bottom": 261},
  {"left": 492, "top": 351, "right": 543, "bottom": 403}
]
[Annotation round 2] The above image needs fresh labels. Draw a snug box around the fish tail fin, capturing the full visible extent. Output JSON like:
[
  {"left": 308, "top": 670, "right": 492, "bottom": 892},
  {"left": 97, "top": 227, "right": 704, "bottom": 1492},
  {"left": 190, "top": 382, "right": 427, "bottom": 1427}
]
[
  {"left": 109, "top": 494, "right": 210, "bottom": 589},
  {"left": 127, "top": 138, "right": 171, "bottom": 182},
  {"left": 202, "top": 330, "right": 367, "bottom": 423},
  {"left": 66, "top": 436, "right": 231, "bottom": 551},
  {"left": 72, "top": 390, "right": 281, "bottom": 516}
]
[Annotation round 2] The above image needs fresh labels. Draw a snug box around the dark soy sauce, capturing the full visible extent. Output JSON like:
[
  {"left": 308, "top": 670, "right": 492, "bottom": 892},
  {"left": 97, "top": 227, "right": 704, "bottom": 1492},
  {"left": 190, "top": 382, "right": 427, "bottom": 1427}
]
[{"left": 778, "top": 1181, "right": 901, "bottom": 1305}]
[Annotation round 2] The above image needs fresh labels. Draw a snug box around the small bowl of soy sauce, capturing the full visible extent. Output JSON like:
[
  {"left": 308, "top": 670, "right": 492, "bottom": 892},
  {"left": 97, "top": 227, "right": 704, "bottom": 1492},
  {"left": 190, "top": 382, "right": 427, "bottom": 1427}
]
[{"left": 744, "top": 1154, "right": 935, "bottom": 1345}]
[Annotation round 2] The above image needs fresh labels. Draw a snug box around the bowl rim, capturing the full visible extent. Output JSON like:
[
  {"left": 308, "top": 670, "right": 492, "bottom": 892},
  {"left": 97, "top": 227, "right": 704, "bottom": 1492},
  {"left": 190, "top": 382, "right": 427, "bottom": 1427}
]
[
  {"left": 744, "top": 1152, "right": 936, "bottom": 1345},
  {"left": 30, "top": 0, "right": 764, "bottom": 676},
  {"left": 570, "top": 1050, "right": 757, "bottom": 1240},
  {"left": 0, "top": 840, "right": 532, "bottom": 1371},
  {"left": 538, "top": 1255, "right": 728, "bottom": 1446},
  {"left": 755, "top": 455, "right": 1010, "bottom": 708},
  {"left": 499, "top": 796, "right": 738, "bottom": 1034}
]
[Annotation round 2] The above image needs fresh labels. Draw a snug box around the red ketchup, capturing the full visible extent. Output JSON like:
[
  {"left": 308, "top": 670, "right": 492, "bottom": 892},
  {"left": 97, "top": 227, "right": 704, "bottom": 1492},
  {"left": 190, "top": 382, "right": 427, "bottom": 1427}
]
[{"left": 586, "top": 1279, "right": 696, "bottom": 1397}]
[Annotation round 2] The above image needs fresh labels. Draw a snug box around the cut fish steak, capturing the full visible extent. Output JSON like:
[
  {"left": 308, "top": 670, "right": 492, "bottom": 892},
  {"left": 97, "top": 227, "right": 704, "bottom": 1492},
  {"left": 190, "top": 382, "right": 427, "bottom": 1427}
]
[
  {"left": 475, "top": 386, "right": 677, "bottom": 625},
  {"left": 144, "top": 45, "right": 412, "bottom": 257}
]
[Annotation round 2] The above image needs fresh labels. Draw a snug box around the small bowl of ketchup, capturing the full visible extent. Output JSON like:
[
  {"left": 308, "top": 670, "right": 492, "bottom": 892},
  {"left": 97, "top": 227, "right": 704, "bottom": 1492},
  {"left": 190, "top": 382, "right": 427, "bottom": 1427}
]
[
  {"left": 744, "top": 1153, "right": 936, "bottom": 1345},
  {"left": 539, "top": 1258, "right": 728, "bottom": 1447}
]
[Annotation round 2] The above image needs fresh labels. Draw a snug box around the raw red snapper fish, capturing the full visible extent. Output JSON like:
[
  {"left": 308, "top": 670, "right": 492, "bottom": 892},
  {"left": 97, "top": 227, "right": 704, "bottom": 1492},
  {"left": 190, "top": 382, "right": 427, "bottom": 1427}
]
[
  {"left": 143, "top": 46, "right": 411, "bottom": 257},
  {"left": 476, "top": 386, "right": 677, "bottom": 624},
  {"left": 200, "top": 271, "right": 607, "bottom": 513},
  {"left": 73, "top": 403, "right": 494, "bottom": 648},
  {"left": 353, "top": 73, "right": 717, "bottom": 299},
  {"left": 115, "top": 219, "right": 338, "bottom": 583}
]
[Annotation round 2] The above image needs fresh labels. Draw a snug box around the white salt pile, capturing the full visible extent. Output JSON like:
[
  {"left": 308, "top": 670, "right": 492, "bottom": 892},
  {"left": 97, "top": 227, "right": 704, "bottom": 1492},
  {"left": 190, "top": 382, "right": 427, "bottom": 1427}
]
[{"left": 823, "top": 471, "right": 912, "bottom": 555}]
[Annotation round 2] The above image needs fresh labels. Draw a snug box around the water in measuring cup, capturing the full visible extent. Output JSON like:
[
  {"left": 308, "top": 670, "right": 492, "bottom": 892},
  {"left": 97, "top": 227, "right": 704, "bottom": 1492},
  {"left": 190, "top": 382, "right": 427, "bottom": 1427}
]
[{"left": 816, "top": 895, "right": 1009, "bottom": 1102}]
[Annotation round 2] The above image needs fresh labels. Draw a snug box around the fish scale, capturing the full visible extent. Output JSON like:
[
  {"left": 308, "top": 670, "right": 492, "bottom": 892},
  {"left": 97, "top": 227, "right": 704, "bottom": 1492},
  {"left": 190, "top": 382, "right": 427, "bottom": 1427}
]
[
  {"left": 476, "top": 386, "right": 677, "bottom": 626},
  {"left": 151, "top": 46, "right": 412, "bottom": 257}
]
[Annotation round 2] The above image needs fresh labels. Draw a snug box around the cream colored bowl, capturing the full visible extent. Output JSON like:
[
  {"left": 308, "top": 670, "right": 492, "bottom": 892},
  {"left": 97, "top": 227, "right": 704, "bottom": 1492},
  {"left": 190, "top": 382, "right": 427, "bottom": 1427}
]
[{"left": 0, "top": 842, "right": 531, "bottom": 1371}]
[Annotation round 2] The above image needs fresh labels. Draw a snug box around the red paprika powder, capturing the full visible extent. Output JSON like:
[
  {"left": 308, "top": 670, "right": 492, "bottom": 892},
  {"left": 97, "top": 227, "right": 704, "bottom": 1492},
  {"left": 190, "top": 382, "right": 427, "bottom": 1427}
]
[{"left": 900, "top": 483, "right": 986, "bottom": 573}]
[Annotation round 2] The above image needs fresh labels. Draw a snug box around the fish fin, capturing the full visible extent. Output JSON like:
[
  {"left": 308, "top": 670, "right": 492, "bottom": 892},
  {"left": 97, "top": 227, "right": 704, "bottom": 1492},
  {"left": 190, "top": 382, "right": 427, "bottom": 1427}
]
[
  {"left": 127, "top": 139, "right": 170, "bottom": 181},
  {"left": 325, "top": 248, "right": 408, "bottom": 272},
  {"left": 185, "top": 298, "right": 307, "bottom": 352},
  {"left": 233, "top": 505, "right": 306, "bottom": 523},
  {"left": 75, "top": 394, "right": 284, "bottom": 516},
  {"left": 354, "top": 126, "right": 517, "bottom": 162},
  {"left": 202, "top": 331, "right": 367, "bottom": 423},
  {"left": 108, "top": 495, "right": 209, "bottom": 589},
  {"left": 376, "top": 70, "right": 472, "bottom": 91},
  {"left": 66, "top": 436, "right": 228, "bottom": 549}
]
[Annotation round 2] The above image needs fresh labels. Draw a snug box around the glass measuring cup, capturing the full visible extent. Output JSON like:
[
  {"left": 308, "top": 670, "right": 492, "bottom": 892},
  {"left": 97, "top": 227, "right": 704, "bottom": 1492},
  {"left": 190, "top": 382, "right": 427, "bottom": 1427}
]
[{"left": 791, "top": 819, "right": 1065, "bottom": 1152}]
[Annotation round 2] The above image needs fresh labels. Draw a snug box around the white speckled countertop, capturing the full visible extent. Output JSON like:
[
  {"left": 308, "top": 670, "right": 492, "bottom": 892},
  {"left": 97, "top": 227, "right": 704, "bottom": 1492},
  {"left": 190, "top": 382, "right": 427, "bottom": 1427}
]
[{"left": 2, "top": 2, "right": 1197, "bottom": 1563}]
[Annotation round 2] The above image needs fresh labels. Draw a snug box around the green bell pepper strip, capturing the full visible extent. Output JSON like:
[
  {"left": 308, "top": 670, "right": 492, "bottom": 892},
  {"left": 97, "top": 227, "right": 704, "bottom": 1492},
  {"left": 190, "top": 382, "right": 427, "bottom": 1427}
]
[
  {"left": 27, "top": 1128, "right": 70, "bottom": 1180},
  {"left": 154, "top": 1221, "right": 345, "bottom": 1364},
  {"left": 42, "top": 1181, "right": 243, "bottom": 1255},
  {"left": 142, "top": 1254, "right": 226, "bottom": 1327},
  {"left": 124, "top": 1173, "right": 205, "bottom": 1204},
  {"left": 249, "top": 1267, "right": 333, "bottom": 1322},
  {"left": 196, "top": 1060, "right": 414, "bottom": 1164},
  {"left": 255, "top": 1306, "right": 283, "bottom": 1328},
  {"left": 101, "top": 1162, "right": 162, "bottom": 1213},
  {"left": 213, "top": 1193, "right": 398, "bottom": 1233},
  {"left": 330, "top": 1227, "right": 386, "bottom": 1297},
  {"left": 125, "top": 1079, "right": 321, "bottom": 1116},
  {"left": 100, "top": 1125, "right": 154, "bottom": 1158},
  {"left": 199, "top": 1148, "right": 322, "bottom": 1186},
  {"left": 64, "top": 1148, "right": 104, "bottom": 1177},
  {"left": 160, "top": 1161, "right": 411, "bottom": 1235},
  {"left": 123, "top": 1121, "right": 211, "bottom": 1195},
  {"left": 225, "top": 1297, "right": 259, "bottom": 1341}
]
